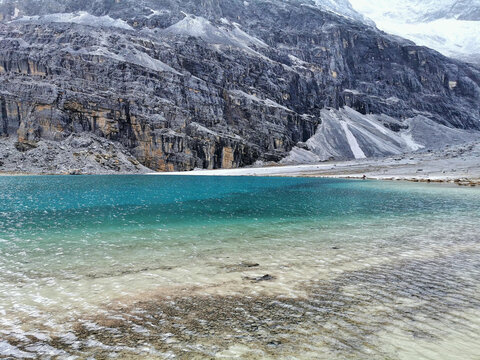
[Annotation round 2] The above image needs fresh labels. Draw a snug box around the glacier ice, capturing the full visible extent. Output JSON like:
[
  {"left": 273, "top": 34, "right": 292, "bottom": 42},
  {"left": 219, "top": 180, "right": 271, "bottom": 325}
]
[{"left": 349, "top": 0, "right": 480, "bottom": 63}]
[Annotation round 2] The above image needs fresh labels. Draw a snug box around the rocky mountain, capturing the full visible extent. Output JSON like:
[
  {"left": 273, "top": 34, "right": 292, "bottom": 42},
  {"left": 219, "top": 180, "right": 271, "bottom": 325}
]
[
  {"left": 282, "top": 107, "right": 480, "bottom": 163},
  {"left": 0, "top": 0, "right": 479, "bottom": 173},
  {"left": 350, "top": 0, "right": 480, "bottom": 64}
]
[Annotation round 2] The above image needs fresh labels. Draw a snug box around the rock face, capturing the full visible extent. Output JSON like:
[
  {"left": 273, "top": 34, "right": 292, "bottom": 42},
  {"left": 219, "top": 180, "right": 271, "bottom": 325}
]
[{"left": 0, "top": 0, "right": 479, "bottom": 173}]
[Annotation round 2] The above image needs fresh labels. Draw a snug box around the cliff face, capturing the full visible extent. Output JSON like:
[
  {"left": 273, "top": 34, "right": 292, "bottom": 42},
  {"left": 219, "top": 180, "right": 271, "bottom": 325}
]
[{"left": 0, "top": 0, "right": 479, "bottom": 172}]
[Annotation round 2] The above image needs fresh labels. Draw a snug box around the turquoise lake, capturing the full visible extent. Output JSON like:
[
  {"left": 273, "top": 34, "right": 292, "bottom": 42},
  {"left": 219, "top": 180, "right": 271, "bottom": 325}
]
[{"left": 0, "top": 176, "right": 480, "bottom": 359}]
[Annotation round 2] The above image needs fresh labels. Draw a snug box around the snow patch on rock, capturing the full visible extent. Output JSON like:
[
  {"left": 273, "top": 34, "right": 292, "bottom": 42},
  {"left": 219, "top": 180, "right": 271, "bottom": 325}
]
[
  {"left": 14, "top": 11, "right": 133, "bottom": 30},
  {"left": 310, "top": 0, "right": 374, "bottom": 24},
  {"left": 164, "top": 14, "right": 268, "bottom": 58},
  {"left": 72, "top": 44, "right": 181, "bottom": 75},
  {"left": 229, "top": 90, "right": 292, "bottom": 112}
]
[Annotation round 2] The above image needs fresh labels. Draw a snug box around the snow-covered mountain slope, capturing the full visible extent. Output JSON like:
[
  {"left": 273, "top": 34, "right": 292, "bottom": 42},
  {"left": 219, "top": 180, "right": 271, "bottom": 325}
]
[
  {"left": 350, "top": 0, "right": 480, "bottom": 22},
  {"left": 349, "top": 0, "right": 480, "bottom": 63},
  {"left": 283, "top": 107, "right": 480, "bottom": 163},
  {"left": 163, "top": 14, "right": 269, "bottom": 58},
  {"left": 14, "top": 11, "right": 133, "bottom": 29},
  {"left": 4, "top": 0, "right": 477, "bottom": 63},
  {"left": 306, "top": 0, "right": 373, "bottom": 24}
]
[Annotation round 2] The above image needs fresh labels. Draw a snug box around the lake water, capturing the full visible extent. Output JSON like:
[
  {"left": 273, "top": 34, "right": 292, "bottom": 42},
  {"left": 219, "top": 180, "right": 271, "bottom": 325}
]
[{"left": 0, "top": 176, "right": 479, "bottom": 359}]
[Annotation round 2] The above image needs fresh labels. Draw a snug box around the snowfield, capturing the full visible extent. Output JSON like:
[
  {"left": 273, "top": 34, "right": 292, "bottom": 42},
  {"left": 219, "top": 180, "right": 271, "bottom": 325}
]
[
  {"left": 349, "top": 0, "right": 480, "bottom": 63},
  {"left": 14, "top": 11, "right": 133, "bottom": 30}
]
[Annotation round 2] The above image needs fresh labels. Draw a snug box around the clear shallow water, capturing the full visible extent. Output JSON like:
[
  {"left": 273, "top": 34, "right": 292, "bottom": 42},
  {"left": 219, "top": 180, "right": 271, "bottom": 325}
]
[{"left": 0, "top": 176, "right": 479, "bottom": 359}]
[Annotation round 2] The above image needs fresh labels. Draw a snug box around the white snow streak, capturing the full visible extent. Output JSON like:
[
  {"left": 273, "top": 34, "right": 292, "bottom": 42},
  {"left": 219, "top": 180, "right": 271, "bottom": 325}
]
[
  {"left": 400, "top": 133, "right": 424, "bottom": 151},
  {"left": 229, "top": 90, "right": 292, "bottom": 111},
  {"left": 340, "top": 121, "right": 367, "bottom": 159}
]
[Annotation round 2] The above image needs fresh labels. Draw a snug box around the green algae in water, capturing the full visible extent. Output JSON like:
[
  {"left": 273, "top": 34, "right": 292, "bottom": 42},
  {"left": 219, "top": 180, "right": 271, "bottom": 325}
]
[{"left": 0, "top": 176, "right": 480, "bottom": 359}]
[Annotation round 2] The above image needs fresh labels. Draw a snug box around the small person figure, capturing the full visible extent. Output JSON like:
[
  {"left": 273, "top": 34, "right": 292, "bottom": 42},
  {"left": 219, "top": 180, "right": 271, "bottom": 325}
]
[{"left": 362, "top": 175, "right": 367, "bottom": 180}]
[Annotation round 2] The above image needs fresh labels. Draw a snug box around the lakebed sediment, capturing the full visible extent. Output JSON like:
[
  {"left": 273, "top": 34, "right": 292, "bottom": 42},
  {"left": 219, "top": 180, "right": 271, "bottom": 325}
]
[
  {"left": 3, "top": 243, "right": 480, "bottom": 359},
  {"left": 1, "top": 176, "right": 480, "bottom": 359}
]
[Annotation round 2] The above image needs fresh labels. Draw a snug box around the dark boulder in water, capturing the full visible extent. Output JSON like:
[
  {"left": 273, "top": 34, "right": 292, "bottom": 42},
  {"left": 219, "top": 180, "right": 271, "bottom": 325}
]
[{"left": 244, "top": 274, "right": 275, "bottom": 282}]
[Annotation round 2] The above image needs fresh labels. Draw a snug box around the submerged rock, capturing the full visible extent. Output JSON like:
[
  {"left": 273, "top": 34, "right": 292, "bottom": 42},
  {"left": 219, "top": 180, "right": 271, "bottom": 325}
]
[
  {"left": 223, "top": 261, "right": 260, "bottom": 273},
  {"left": 240, "top": 262, "right": 260, "bottom": 268},
  {"left": 243, "top": 274, "right": 276, "bottom": 282}
]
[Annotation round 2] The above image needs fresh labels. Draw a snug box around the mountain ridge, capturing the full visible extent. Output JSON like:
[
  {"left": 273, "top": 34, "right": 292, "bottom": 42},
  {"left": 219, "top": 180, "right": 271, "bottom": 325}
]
[{"left": 0, "top": 0, "right": 479, "bottom": 173}]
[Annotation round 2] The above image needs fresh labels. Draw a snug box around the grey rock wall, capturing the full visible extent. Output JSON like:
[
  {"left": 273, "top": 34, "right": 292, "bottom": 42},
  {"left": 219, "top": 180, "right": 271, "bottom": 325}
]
[{"left": 0, "top": 0, "right": 479, "bottom": 172}]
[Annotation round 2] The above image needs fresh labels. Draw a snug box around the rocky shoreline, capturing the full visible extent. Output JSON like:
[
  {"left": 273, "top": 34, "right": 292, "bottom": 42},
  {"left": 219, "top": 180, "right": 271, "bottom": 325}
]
[
  {"left": 0, "top": 133, "right": 151, "bottom": 175},
  {"left": 2, "top": 140, "right": 480, "bottom": 187},
  {"left": 150, "top": 140, "right": 480, "bottom": 187}
]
